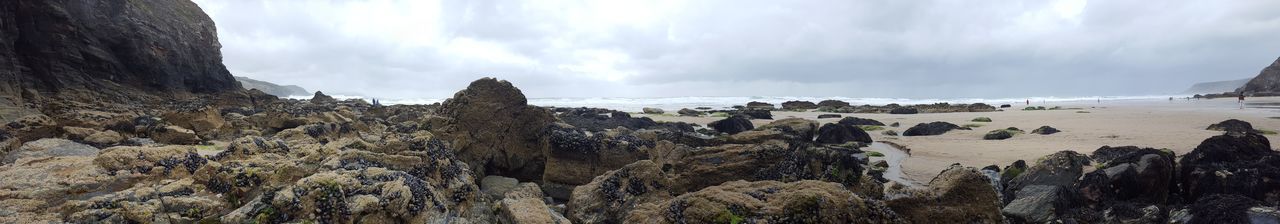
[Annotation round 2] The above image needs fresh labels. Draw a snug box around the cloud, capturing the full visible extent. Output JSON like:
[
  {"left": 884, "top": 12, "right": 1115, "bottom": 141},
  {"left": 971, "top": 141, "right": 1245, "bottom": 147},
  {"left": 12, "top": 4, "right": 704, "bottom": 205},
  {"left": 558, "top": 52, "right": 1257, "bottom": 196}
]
[{"left": 193, "top": 0, "right": 1280, "bottom": 98}]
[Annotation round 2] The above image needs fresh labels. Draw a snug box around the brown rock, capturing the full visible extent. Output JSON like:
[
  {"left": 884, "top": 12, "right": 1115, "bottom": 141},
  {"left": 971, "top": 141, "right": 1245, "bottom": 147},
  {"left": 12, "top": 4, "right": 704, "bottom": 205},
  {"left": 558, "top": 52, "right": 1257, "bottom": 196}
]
[
  {"left": 499, "top": 183, "right": 571, "bottom": 224},
  {"left": 887, "top": 165, "right": 1004, "bottom": 223},
  {"left": 434, "top": 78, "right": 554, "bottom": 180},
  {"left": 84, "top": 130, "right": 125, "bottom": 147},
  {"left": 627, "top": 180, "right": 903, "bottom": 223},
  {"left": 150, "top": 125, "right": 201, "bottom": 145}
]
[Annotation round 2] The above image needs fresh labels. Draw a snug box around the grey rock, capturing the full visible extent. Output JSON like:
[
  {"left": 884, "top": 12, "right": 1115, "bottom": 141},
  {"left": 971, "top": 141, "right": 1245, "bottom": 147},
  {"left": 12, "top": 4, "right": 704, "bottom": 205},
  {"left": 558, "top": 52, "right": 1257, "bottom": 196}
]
[{"left": 3, "top": 138, "right": 98, "bottom": 164}]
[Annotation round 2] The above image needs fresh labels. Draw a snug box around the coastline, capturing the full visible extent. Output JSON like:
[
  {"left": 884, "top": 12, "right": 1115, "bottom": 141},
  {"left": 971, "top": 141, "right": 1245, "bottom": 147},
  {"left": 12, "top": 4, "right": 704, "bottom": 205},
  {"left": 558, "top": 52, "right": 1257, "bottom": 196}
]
[{"left": 643, "top": 96, "right": 1280, "bottom": 183}]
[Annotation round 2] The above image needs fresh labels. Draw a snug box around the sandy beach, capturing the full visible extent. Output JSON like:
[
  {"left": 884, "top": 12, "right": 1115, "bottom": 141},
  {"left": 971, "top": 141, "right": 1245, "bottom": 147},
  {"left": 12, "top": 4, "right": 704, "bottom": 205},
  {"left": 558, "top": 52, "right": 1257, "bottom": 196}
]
[{"left": 643, "top": 97, "right": 1280, "bottom": 184}]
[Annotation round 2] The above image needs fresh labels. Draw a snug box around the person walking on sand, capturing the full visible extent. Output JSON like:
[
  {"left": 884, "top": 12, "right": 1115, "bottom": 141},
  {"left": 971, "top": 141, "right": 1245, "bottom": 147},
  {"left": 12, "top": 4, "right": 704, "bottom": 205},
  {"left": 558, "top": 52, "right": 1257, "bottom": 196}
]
[{"left": 1238, "top": 93, "right": 1246, "bottom": 109}]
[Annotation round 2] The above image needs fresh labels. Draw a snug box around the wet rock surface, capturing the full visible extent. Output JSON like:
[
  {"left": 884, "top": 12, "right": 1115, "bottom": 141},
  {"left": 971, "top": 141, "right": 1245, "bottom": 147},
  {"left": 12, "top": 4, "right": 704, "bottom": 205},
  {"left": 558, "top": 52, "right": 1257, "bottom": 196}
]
[{"left": 903, "top": 121, "right": 967, "bottom": 136}]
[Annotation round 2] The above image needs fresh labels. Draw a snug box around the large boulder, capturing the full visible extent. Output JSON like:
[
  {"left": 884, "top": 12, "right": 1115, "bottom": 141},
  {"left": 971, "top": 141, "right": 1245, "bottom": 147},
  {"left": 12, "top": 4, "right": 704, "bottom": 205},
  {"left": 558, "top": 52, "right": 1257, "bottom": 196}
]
[
  {"left": 1031, "top": 126, "right": 1061, "bottom": 135},
  {"left": 887, "top": 165, "right": 1004, "bottom": 223},
  {"left": 1178, "top": 132, "right": 1280, "bottom": 204},
  {"left": 1002, "top": 185, "right": 1073, "bottom": 223},
  {"left": 725, "top": 118, "right": 819, "bottom": 144},
  {"left": 708, "top": 115, "right": 753, "bottom": 134},
  {"left": 1206, "top": 119, "right": 1256, "bottom": 133},
  {"left": 641, "top": 107, "right": 664, "bottom": 114},
  {"left": 433, "top": 78, "right": 555, "bottom": 181},
  {"left": 1002, "top": 151, "right": 1090, "bottom": 205},
  {"left": 780, "top": 100, "right": 819, "bottom": 110},
  {"left": 818, "top": 100, "right": 851, "bottom": 108},
  {"left": 837, "top": 117, "right": 885, "bottom": 126},
  {"left": 542, "top": 126, "right": 652, "bottom": 200},
  {"left": 555, "top": 108, "right": 667, "bottom": 132},
  {"left": 738, "top": 109, "right": 773, "bottom": 120},
  {"left": 499, "top": 183, "right": 570, "bottom": 224},
  {"left": 566, "top": 160, "right": 674, "bottom": 223},
  {"left": 815, "top": 123, "right": 872, "bottom": 144},
  {"left": 676, "top": 108, "right": 703, "bottom": 116},
  {"left": 626, "top": 180, "right": 904, "bottom": 223},
  {"left": 2, "top": 138, "right": 98, "bottom": 164},
  {"left": 745, "top": 101, "right": 775, "bottom": 110},
  {"left": 902, "top": 122, "right": 966, "bottom": 136},
  {"left": 149, "top": 125, "right": 201, "bottom": 145},
  {"left": 309, "top": 91, "right": 337, "bottom": 104},
  {"left": 983, "top": 127, "right": 1022, "bottom": 140},
  {"left": 1078, "top": 146, "right": 1176, "bottom": 205}
]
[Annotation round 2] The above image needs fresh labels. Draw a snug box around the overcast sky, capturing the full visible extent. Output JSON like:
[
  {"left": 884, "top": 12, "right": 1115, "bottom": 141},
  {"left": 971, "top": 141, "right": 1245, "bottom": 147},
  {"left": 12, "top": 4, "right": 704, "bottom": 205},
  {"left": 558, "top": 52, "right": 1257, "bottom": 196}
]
[{"left": 192, "top": 0, "right": 1280, "bottom": 99}]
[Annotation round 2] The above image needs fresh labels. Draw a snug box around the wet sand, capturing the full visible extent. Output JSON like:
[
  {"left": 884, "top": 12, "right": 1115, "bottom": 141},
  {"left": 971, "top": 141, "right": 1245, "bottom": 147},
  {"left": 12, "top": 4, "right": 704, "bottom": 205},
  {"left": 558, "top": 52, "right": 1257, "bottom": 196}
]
[{"left": 641, "top": 97, "right": 1280, "bottom": 185}]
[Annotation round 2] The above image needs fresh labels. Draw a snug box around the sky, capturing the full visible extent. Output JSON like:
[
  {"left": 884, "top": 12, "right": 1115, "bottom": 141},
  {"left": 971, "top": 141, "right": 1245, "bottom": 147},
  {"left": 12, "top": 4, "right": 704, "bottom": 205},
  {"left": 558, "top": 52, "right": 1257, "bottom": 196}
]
[{"left": 192, "top": 0, "right": 1280, "bottom": 99}]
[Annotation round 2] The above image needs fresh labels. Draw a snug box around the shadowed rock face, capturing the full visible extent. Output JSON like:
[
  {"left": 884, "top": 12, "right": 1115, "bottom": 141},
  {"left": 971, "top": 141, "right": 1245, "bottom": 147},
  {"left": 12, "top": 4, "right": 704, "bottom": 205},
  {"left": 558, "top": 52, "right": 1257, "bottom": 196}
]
[
  {"left": 1239, "top": 57, "right": 1280, "bottom": 94},
  {"left": 433, "top": 78, "right": 555, "bottom": 181},
  {"left": 0, "top": 0, "right": 239, "bottom": 95}
]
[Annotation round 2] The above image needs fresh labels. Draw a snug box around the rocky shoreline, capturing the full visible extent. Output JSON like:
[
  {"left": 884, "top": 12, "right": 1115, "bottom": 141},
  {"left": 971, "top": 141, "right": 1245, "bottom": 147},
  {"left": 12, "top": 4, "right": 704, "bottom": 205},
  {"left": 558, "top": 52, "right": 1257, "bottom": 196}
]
[{"left": 1, "top": 78, "right": 1278, "bottom": 223}]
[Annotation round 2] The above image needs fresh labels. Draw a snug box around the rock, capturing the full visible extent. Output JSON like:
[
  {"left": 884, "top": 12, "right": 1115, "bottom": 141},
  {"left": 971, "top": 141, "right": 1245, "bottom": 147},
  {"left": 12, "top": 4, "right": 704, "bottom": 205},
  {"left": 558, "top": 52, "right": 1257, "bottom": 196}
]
[
  {"left": 1002, "top": 185, "right": 1072, "bottom": 223},
  {"left": 543, "top": 126, "right": 652, "bottom": 200},
  {"left": 161, "top": 106, "right": 226, "bottom": 135},
  {"left": 1178, "top": 132, "right": 1280, "bottom": 204},
  {"left": 261, "top": 168, "right": 484, "bottom": 223},
  {"left": 150, "top": 125, "right": 201, "bottom": 145},
  {"left": 1189, "top": 194, "right": 1262, "bottom": 224},
  {"left": 0, "top": 0, "right": 241, "bottom": 101},
  {"left": 677, "top": 108, "right": 703, "bottom": 116},
  {"left": 738, "top": 109, "right": 773, "bottom": 119},
  {"left": 83, "top": 130, "right": 125, "bottom": 147},
  {"left": 837, "top": 117, "right": 885, "bottom": 126},
  {"left": 873, "top": 160, "right": 889, "bottom": 168},
  {"left": 1000, "top": 104, "right": 1012, "bottom": 108},
  {"left": 2, "top": 138, "right": 98, "bottom": 164},
  {"left": 881, "top": 130, "right": 898, "bottom": 136},
  {"left": 725, "top": 118, "right": 818, "bottom": 144},
  {"left": 626, "top": 180, "right": 904, "bottom": 223},
  {"left": 888, "top": 165, "right": 1004, "bottom": 223},
  {"left": 1079, "top": 146, "right": 1176, "bottom": 205},
  {"left": 642, "top": 107, "right": 665, "bottom": 114},
  {"left": 61, "top": 126, "right": 99, "bottom": 141},
  {"left": 434, "top": 78, "right": 555, "bottom": 181},
  {"left": 817, "top": 114, "right": 842, "bottom": 119},
  {"left": 1000, "top": 160, "right": 1028, "bottom": 191},
  {"left": 1002, "top": 151, "right": 1089, "bottom": 205},
  {"left": 94, "top": 145, "right": 207, "bottom": 176},
  {"left": 815, "top": 123, "right": 872, "bottom": 144},
  {"left": 482, "top": 176, "right": 521, "bottom": 200},
  {"left": 310, "top": 91, "right": 337, "bottom": 104},
  {"left": 708, "top": 116, "right": 753, "bottom": 134},
  {"left": 1206, "top": 119, "right": 1256, "bottom": 133},
  {"left": 64, "top": 178, "right": 225, "bottom": 223},
  {"left": 0, "top": 156, "right": 118, "bottom": 223},
  {"left": 4, "top": 115, "right": 59, "bottom": 142},
  {"left": 745, "top": 101, "right": 775, "bottom": 110},
  {"left": 555, "top": 107, "right": 670, "bottom": 132},
  {"left": 889, "top": 107, "right": 919, "bottom": 114},
  {"left": 971, "top": 117, "right": 992, "bottom": 122},
  {"left": 889, "top": 122, "right": 900, "bottom": 127},
  {"left": 817, "top": 100, "right": 851, "bottom": 108},
  {"left": 499, "top": 183, "right": 570, "bottom": 224},
  {"left": 983, "top": 127, "right": 1022, "bottom": 140},
  {"left": 781, "top": 101, "right": 819, "bottom": 110},
  {"left": 1031, "top": 126, "right": 1061, "bottom": 135},
  {"left": 902, "top": 122, "right": 966, "bottom": 136},
  {"left": 567, "top": 160, "right": 673, "bottom": 224},
  {"left": 1238, "top": 56, "right": 1280, "bottom": 95}
]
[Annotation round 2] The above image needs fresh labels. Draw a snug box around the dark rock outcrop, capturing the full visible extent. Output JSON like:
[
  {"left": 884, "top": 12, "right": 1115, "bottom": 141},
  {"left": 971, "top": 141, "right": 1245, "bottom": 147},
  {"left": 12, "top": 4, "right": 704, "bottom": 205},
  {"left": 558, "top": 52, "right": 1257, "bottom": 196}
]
[
  {"left": 816, "top": 114, "right": 841, "bottom": 119},
  {"left": 309, "top": 91, "right": 337, "bottom": 104},
  {"left": 1206, "top": 119, "right": 1256, "bottom": 133},
  {"left": 1031, "top": 126, "right": 1061, "bottom": 135},
  {"left": 1178, "top": 132, "right": 1280, "bottom": 204},
  {"left": 677, "top": 108, "right": 703, "bottom": 116},
  {"left": 837, "top": 117, "right": 885, "bottom": 126},
  {"left": 889, "top": 107, "right": 919, "bottom": 114},
  {"left": 0, "top": 0, "right": 241, "bottom": 119},
  {"left": 817, "top": 100, "right": 851, "bottom": 108},
  {"left": 626, "top": 180, "right": 904, "bottom": 223},
  {"left": 433, "top": 78, "right": 555, "bottom": 181},
  {"left": 1079, "top": 146, "right": 1176, "bottom": 205},
  {"left": 708, "top": 115, "right": 754, "bottom": 134},
  {"left": 781, "top": 101, "right": 819, "bottom": 110},
  {"left": 543, "top": 126, "right": 653, "bottom": 199},
  {"left": 745, "top": 101, "right": 775, "bottom": 110},
  {"left": 983, "top": 127, "right": 1022, "bottom": 140},
  {"left": 1238, "top": 56, "right": 1280, "bottom": 95},
  {"left": 815, "top": 123, "right": 872, "bottom": 144},
  {"left": 902, "top": 122, "right": 966, "bottom": 136}
]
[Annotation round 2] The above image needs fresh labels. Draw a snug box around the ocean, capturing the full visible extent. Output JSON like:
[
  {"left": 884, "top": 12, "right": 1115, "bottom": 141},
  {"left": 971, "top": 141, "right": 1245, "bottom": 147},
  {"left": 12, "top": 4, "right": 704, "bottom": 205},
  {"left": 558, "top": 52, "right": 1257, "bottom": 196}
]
[{"left": 287, "top": 95, "right": 1191, "bottom": 112}]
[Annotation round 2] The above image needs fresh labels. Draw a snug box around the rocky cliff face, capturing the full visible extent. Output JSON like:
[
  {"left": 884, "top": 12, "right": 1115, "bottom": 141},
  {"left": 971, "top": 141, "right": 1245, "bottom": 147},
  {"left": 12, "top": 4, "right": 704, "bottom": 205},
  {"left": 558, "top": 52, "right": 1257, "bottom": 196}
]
[
  {"left": 0, "top": 0, "right": 240, "bottom": 120},
  {"left": 1239, "top": 57, "right": 1280, "bottom": 95},
  {"left": 1183, "top": 78, "right": 1250, "bottom": 94},
  {"left": 235, "top": 76, "right": 308, "bottom": 97}
]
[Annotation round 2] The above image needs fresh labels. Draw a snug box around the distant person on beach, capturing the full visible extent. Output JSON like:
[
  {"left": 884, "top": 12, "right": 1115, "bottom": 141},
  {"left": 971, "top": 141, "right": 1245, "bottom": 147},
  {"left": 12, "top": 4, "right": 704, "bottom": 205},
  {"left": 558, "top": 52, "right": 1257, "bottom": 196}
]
[
  {"left": 1025, "top": 99, "right": 1030, "bottom": 105},
  {"left": 1239, "top": 93, "right": 1246, "bottom": 109}
]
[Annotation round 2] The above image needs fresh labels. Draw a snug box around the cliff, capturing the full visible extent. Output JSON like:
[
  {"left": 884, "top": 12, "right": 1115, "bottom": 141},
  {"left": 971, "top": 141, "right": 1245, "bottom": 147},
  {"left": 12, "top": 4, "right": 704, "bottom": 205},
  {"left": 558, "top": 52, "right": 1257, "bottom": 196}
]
[
  {"left": 1182, "top": 78, "right": 1250, "bottom": 94},
  {"left": 234, "top": 76, "right": 309, "bottom": 97},
  {"left": 1238, "top": 56, "right": 1280, "bottom": 95},
  {"left": 0, "top": 0, "right": 241, "bottom": 120}
]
